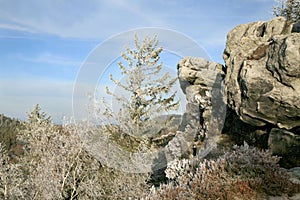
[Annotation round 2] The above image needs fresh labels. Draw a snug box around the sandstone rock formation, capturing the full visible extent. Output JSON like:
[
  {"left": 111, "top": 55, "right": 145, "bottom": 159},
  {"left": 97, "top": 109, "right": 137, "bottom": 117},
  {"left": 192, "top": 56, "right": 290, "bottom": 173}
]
[
  {"left": 223, "top": 17, "right": 300, "bottom": 130},
  {"left": 168, "top": 17, "right": 299, "bottom": 168},
  {"left": 177, "top": 57, "right": 226, "bottom": 156},
  {"left": 222, "top": 17, "right": 300, "bottom": 167},
  {"left": 148, "top": 58, "right": 226, "bottom": 183}
]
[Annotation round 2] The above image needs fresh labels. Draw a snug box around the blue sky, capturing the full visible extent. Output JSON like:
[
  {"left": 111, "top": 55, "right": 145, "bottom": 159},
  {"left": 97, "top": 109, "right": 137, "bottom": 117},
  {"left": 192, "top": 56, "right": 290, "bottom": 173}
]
[{"left": 0, "top": 0, "right": 276, "bottom": 123}]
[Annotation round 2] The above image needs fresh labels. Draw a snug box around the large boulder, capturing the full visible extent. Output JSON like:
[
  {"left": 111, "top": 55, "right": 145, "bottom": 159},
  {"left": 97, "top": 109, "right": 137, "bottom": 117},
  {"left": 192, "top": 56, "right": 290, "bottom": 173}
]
[
  {"left": 223, "top": 17, "right": 300, "bottom": 130},
  {"left": 173, "top": 17, "right": 300, "bottom": 167}
]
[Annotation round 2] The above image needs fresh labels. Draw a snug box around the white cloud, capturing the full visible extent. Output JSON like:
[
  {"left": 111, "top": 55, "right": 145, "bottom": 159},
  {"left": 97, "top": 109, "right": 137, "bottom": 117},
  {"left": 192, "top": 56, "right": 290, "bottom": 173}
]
[
  {"left": 0, "top": 0, "right": 277, "bottom": 122},
  {"left": 0, "top": 0, "right": 276, "bottom": 46},
  {"left": 0, "top": 0, "right": 168, "bottom": 39},
  {"left": 17, "top": 53, "right": 82, "bottom": 67},
  {"left": 0, "top": 22, "right": 36, "bottom": 33}
]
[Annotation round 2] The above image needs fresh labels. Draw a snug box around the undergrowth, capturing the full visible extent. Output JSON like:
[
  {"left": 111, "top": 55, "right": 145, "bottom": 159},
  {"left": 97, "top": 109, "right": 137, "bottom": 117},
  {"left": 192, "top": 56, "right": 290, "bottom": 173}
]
[{"left": 146, "top": 142, "right": 300, "bottom": 200}]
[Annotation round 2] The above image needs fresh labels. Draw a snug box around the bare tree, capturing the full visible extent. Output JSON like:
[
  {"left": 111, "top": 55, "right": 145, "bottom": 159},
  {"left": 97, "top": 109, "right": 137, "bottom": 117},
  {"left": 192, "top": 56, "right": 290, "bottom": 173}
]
[
  {"left": 17, "top": 104, "right": 91, "bottom": 199},
  {"left": 1, "top": 104, "right": 150, "bottom": 199}
]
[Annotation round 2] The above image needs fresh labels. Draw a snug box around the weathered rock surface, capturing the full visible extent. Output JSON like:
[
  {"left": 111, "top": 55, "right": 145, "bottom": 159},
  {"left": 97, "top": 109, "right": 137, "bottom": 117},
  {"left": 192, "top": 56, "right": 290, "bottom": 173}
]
[
  {"left": 169, "top": 17, "right": 300, "bottom": 168},
  {"left": 287, "top": 167, "right": 300, "bottom": 185},
  {"left": 177, "top": 57, "right": 226, "bottom": 156},
  {"left": 268, "top": 128, "right": 300, "bottom": 168},
  {"left": 223, "top": 17, "right": 300, "bottom": 130}
]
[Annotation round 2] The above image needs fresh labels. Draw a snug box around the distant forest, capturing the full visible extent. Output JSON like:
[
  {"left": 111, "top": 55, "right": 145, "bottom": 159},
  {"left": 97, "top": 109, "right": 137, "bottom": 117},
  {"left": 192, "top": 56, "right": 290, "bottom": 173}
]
[
  {"left": 0, "top": 114, "right": 20, "bottom": 152},
  {"left": 0, "top": 114, "right": 61, "bottom": 158}
]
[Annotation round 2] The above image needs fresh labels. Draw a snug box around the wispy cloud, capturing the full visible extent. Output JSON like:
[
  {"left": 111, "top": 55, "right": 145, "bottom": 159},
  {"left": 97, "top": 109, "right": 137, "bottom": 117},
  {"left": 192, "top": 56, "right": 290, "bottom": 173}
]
[
  {"left": 17, "top": 53, "right": 82, "bottom": 67},
  {"left": 0, "top": 0, "right": 167, "bottom": 39},
  {"left": 0, "top": 0, "right": 275, "bottom": 40},
  {"left": 0, "top": 22, "right": 36, "bottom": 33},
  {"left": 0, "top": 0, "right": 277, "bottom": 122}
]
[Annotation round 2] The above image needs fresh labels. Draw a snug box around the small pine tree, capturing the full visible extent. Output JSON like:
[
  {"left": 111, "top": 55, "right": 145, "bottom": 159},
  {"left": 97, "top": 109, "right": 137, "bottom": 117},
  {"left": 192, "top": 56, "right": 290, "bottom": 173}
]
[
  {"left": 18, "top": 104, "right": 53, "bottom": 145},
  {"left": 273, "top": 0, "right": 300, "bottom": 23},
  {"left": 101, "top": 35, "right": 179, "bottom": 139},
  {"left": 26, "top": 104, "right": 51, "bottom": 125}
]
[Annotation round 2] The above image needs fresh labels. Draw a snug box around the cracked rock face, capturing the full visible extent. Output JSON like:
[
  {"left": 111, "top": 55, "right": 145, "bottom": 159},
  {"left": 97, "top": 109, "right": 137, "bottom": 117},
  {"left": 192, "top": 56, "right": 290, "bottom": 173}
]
[
  {"left": 223, "top": 17, "right": 300, "bottom": 130},
  {"left": 177, "top": 57, "right": 226, "bottom": 156}
]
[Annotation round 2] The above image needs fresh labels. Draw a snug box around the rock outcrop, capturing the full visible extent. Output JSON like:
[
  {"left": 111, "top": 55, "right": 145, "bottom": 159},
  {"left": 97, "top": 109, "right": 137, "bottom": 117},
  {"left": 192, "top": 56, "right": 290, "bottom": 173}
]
[
  {"left": 173, "top": 17, "right": 300, "bottom": 168},
  {"left": 177, "top": 57, "right": 226, "bottom": 156},
  {"left": 223, "top": 17, "right": 300, "bottom": 130},
  {"left": 222, "top": 17, "right": 300, "bottom": 167}
]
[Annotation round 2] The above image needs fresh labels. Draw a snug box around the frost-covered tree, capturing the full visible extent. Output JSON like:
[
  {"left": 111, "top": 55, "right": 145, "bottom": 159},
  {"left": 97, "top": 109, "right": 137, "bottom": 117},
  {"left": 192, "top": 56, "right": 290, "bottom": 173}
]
[
  {"left": 12, "top": 105, "right": 149, "bottom": 199},
  {"left": 0, "top": 143, "right": 23, "bottom": 199},
  {"left": 273, "top": 0, "right": 300, "bottom": 22},
  {"left": 101, "top": 35, "right": 179, "bottom": 139},
  {"left": 15, "top": 105, "right": 103, "bottom": 199}
]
